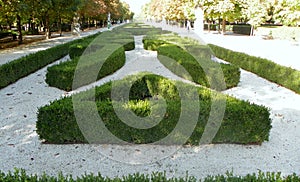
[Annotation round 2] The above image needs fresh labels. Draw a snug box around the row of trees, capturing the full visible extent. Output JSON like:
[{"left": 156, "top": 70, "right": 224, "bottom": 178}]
[
  {"left": 0, "top": 0, "right": 134, "bottom": 43},
  {"left": 142, "top": 0, "right": 300, "bottom": 34}
]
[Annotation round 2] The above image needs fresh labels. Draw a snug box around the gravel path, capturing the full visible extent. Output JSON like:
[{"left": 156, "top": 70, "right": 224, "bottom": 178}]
[
  {"left": 0, "top": 23, "right": 299, "bottom": 179},
  {"left": 0, "top": 26, "right": 119, "bottom": 66}
]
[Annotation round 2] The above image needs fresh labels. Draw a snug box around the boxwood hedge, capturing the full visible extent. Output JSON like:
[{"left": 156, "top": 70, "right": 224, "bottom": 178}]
[
  {"left": 0, "top": 32, "right": 100, "bottom": 89},
  {"left": 46, "top": 44, "right": 126, "bottom": 91},
  {"left": 37, "top": 73, "right": 271, "bottom": 145},
  {"left": 1, "top": 169, "right": 300, "bottom": 182},
  {"left": 209, "top": 44, "right": 300, "bottom": 94},
  {"left": 69, "top": 32, "right": 135, "bottom": 59},
  {"left": 143, "top": 36, "right": 240, "bottom": 90}
]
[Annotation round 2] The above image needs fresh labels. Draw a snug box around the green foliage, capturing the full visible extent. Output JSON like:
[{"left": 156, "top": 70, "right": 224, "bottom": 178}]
[
  {"left": 0, "top": 33, "right": 100, "bottom": 89},
  {"left": 69, "top": 32, "right": 135, "bottom": 59},
  {"left": 2, "top": 169, "right": 299, "bottom": 182},
  {"left": 232, "top": 25, "right": 252, "bottom": 35},
  {"left": 0, "top": 41, "right": 69, "bottom": 89},
  {"left": 37, "top": 73, "right": 271, "bottom": 145},
  {"left": 204, "top": 24, "right": 218, "bottom": 31},
  {"left": 143, "top": 35, "right": 240, "bottom": 90},
  {"left": 209, "top": 44, "right": 300, "bottom": 94},
  {"left": 46, "top": 45, "right": 125, "bottom": 91}
]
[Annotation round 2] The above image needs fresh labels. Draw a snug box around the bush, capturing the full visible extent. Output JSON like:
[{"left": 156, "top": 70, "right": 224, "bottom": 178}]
[
  {"left": 204, "top": 24, "right": 218, "bottom": 31},
  {"left": 0, "top": 32, "right": 100, "bottom": 89},
  {"left": 47, "top": 27, "right": 145, "bottom": 91},
  {"left": 37, "top": 73, "right": 271, "bottom": 145},
  {"left": 209, "top": 44, "right": 300, "bottom": 94},
  {"left": 143, "top": 36, "right": 240, "bottom": 90},
  {"left": 232, "top": 24, "right": 252, "bottom": 35},
  {"left": 69, "top": 32, "right": 135, "bottom": 59},
  {"left": 46, "top": 45, "right": 126, "bottom": 91},
  {"left": 1, "top": 169, "right": 300, "bottom": 182}
]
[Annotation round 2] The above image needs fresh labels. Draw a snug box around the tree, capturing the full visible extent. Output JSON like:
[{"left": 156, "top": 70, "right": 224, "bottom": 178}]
[
  {"left": 0, "top": 0, "right": 32, "bottom": 44},
  {"left": 240, "top": 0, "right": 268, "bottom": 35},
  {"left": 197, "top": 0, "right": 243, "bottom": 34},
  {"left": 275, "top": 0, "right": 300, "bottom": 26}
]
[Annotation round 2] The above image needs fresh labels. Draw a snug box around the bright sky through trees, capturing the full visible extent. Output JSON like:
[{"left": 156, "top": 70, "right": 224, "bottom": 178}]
[{"left": 122, "top": 0, "right": 151, "bottom": 14}]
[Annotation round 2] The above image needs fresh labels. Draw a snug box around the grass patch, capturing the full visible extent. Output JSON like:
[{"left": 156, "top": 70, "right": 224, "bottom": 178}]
[
  {"left": 37, "top": 73, "right": 271, "bottom": 145},
  {"left": 209, "top": 44, "right": 300, "bottom": 94}
]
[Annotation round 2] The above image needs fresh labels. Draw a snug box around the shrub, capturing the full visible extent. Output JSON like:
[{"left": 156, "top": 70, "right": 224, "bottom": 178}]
[
  {"left": 143, "top": 36, "right": 240, "bottom": 90},
  {"left": 209, "top": 44, "right": 300, "bottom": 94},
  {"left": 232, "top": 24, "right": 251, "bottom": 35},
  {"left": 69, "top": 32, "right": 135, "bottom": 59},
  {"left": 1, "top": 169, "right": 300, "bottom": 182},
  {"left": 0, "top": 32, "right": 100, "bottom": 89},
  {"left": 46, "top": 45, "right": 126, "bottom": 91},
  {"left": 204, "top": 24, "right": 218, "bottom": 31},
  {"left": 37, "top": 73, "right": 271, "bottom": 145}
]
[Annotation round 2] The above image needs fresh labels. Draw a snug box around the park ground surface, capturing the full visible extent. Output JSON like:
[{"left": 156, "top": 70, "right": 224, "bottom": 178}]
[{"left": 0, "top": 22, "right": 299, "bottom": 179}]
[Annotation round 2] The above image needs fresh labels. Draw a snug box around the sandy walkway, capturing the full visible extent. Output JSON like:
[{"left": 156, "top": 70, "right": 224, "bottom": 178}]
[
  {"left": 0, "top": 23, "right": 299, "bottom": 179},
  {"left": 0, "top": 26, "right": 121, "bottom": 66}
]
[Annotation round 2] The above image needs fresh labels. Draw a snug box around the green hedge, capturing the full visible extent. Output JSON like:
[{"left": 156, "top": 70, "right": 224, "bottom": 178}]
[
  {"left": 46, "top": 45, "right": 126, "bottom": 91},
  {"left": 0, "top": 33, "right": 100, "bottom": 89},
  {"left": 1, "top": 169, "right": 299, "bottom": 182},
  {"left": 37, "top": 73, "right": 271, "bottom": 145},
  {"left": 232, "top": 25, "right": 251, "bottom": 35},
  {"left": 204, "top": 24, "right": 218, "bottom": 31},
  {"left": 209, "top": 44, "right": 300, "bottom": 94},
  {"left": 1, "top": 169, "right": 300, "bottom": 182},
  {"left": 69, "top": 32, "right": 135, "bottom": 59},
  {"left": 143, "top": 37, "right": 240, "bottom": 90},
  {"left": 69, "top": 31, "right": 135, "bottom": 59}
]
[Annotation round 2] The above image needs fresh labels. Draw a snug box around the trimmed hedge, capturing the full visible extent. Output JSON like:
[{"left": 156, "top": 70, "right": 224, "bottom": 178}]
[
  {"left": 1, "top": 169, "right": 300, "bottom": 182},
  {"left": 37, "top": 73, "right": 271, "bottom": 145},
  {"left": 143, "top": 36, "right": 240, "bottom": 90},
  {"left": 69, "top": 32, "right": 135, "bottom": 59},
  {"left": 209, "top": 44, "right": 300, "bottom": 94},
  {"left": 0, "top": 32, "right": 100, "bottom": 89},
  {"left": 46, "top": 44, "right": 126, "bottom": 91},
  {"left": 232, "top": 25, "right": 252, "bottom": 35},
  {"left": 46, "top": 23, "right": 168, "bottom": 91}
]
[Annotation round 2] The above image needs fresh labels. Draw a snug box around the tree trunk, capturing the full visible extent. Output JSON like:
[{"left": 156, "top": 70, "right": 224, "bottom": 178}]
[
  {"left": 222, "top": 18, "right": 226, "bottom": 35},
  {"left": 28, "top": 18, "right": 31, "bottom": 32},
  {"left": 250, "top": 25, "right": 254, "bottom": 36},
  {"left": 17, "top": 14, "right": 23, "bottom": 44},
  {"left": 58, "top": 17, "right": 62, "bottom": 36},
  {"left": 218, "top": 17, "right": 221, "bottom": 34},
  {"left": 45, "top": 12, "right": 51, "bottom": 39},
  {"left": 208, "top": 20, "right": 211, "bottom": 33}
]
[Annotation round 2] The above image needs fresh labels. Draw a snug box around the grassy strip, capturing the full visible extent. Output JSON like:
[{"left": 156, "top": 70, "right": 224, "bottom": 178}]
[
  {"left": 143, "top": 36, "right": 240, "bottom": 90},
  {"left": 1, "top": 169, "right": 299, "bottom": 182},
  {"left": 37, "top": 73, "right": 271, "bottom": 145},
  {"left": 0, "top": 33, "right": 100, "bottom": 89},
  {"left": 209, "top": 44, "right": 300, "bottom": 94}
]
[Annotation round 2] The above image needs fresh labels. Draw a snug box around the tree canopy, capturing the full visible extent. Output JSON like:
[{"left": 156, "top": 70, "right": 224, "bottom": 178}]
[
  {"left": 142, "top": 0, "right": 300, "bottom": 32},
  {"left": 0, "top": 0, "right": 134, "bottom": 42}
]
